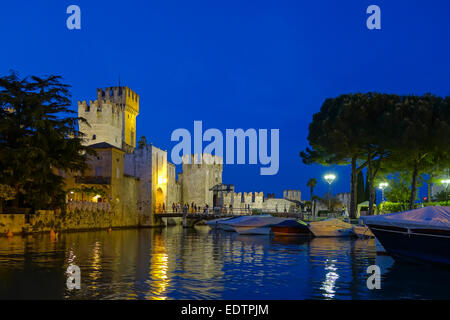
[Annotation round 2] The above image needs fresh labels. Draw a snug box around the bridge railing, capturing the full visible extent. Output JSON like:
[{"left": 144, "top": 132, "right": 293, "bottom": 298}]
[{"left": 155, "top": 207, "right": 307, "bottom": 217}]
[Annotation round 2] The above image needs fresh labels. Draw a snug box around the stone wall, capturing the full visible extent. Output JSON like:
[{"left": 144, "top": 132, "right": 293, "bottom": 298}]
[
  {"left": 262, "top": 198, "right": 297, "bottom": 212},
  {"left": 0, "top": 214, "right": 25, "bottom": 234},
  {"left": 283, "top": 190, "right": 302, "bottom": 201},
  {"left": 78, "top": 100, "right": 123, "bottom": 149},
  {"left": 124, "top": 145, "right": 153, "bottom": 220},
  {"left": 221, "top": 191, "right": 264, "bottom": 211},
  {"left": 0, "top": 204, "right": 140, "bottom": 236},
  {"left": 78, "top": 87, "right": 140, "bottom": 150},
  {"left": 181, "top": 154, "right": 223, "bottom": 207},
  {"left": 167, "top": 162, "right": 181, "bottom": 207}
]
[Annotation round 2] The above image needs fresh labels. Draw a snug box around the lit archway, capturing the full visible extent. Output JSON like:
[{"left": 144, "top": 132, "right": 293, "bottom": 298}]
[{"left": 156, "top": 188, "right": 164, "bottom": 213}]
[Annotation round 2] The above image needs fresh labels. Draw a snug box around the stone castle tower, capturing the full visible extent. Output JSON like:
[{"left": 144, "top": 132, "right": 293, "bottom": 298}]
[
  {"left": 178, "top": 154, "right": 223, "bottom": 207},
  {"left": 78, "top": 86, "right": 140, "bottom": 153}
]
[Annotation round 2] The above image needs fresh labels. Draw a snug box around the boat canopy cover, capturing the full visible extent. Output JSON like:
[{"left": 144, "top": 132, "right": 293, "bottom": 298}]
[
  {"left": 218, "top": 215, "right": 270, "bottom": 225},
  {"left": 309, "top": 218, "right": 352, "bottom": 229},
  {"left": 230, "top": 216, "right": 291, "bottom": 227},
  {"left": 361, "top": 206, "right": 450, "bottom": 230},
  {"left": 272, "top": 219, "right": 308, "bottom": 228}
]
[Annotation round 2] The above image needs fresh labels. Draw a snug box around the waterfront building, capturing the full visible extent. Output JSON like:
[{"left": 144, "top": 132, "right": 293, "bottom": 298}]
[{"left": 71, "top": 86, "right": 304, "bottom": 226}]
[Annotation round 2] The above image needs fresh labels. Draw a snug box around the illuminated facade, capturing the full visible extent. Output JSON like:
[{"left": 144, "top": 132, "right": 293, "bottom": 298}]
[{"left": 78, "top": 86, "right": 139, "bottom": 153}]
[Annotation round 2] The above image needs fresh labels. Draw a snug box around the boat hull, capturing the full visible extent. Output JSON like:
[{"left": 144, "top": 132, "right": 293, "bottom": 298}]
[
  {"left": 233, "top": 226, "right": 271, "bottom": 235},
  {"left": 367, "top": 224, "right": 450, "bottom": 265},
  {"left": 271, "top": 226, "right": 312, "bottom": 237},
  {"left": 308, "top": 228, "right": 352, "bottom": 237},
  {"left": 308, "top": 218, "right": 352, "bottom": 238},
  {"left": 218, "top": 224, "right": 237, "bottom": 232},
  {"left": 352, "top": 225, "right": 375, "bottom": 238}
]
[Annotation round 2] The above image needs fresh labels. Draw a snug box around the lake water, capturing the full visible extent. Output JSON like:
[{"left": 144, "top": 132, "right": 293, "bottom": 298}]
[{"left": 0, "top": 226, "right": 449, "bottom": 300}]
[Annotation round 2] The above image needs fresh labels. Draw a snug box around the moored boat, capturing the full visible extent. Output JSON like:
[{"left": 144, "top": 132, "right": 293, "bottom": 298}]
[
  {"left": 308, "top": 218, "right": 352, "bottom": 237},
  {"left": 271, "top": 219, "right": 312, "bottom": 237},
  {"left": 205, "top": 217, "right": 233, "bottom": 228},
  {"left": 362, "top": 206, "right": 450, "bottom": 265},
  {"left": 231, "top": 216, "right": 290, "bottom": 235},
  {"left": 217, "top": 215, "right": 271, "bottom": 232},
  {"left": 351, "top": 225, "right": 375, "bottom": 238}
]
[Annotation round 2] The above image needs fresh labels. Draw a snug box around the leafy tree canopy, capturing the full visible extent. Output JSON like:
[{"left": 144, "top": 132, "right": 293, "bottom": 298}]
[{"left": 0, "top": 71, "right": 94, "bottom": 210}]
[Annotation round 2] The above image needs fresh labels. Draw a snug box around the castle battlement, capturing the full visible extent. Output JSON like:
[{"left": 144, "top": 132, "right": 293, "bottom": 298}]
[
  {"left": 78, "top": 86, "right": 139, "bottom": 151},
  {"left": 182, "top": 154, "right": 224, "bottom": 166},
  {"left": 283, "top": 189, "right": 302, "bottom": 202},
  {"left": 95, "top": 86, "right": 139, "bottom": 115}
]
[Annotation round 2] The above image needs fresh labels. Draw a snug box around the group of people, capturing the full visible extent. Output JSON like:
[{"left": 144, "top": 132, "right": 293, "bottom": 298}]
[
  {"left": 157, "top": 202, "right": 240, "bottom": 214},
  {"left": 171, "top": 202, "right": 210, "bottom": 214}
]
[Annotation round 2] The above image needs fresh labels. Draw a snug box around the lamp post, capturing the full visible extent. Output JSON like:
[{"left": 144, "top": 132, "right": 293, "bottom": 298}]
[
  {"left": 324, "top": 174, "right": 336, "bottom": 213},
  {"left": 378, "top": 182, "right": 388, "bottom": 202},
  {"left": 378, "top": 182, "right": 388, "bottom": 213},
  {"left": 441, "top": 179, "right": 450, "bottom": 206}
]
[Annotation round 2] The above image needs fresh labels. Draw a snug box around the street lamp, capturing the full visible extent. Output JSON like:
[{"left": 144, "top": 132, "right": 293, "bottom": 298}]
[
  {"left": 441, "top": 179, "right": 450, "bottom": 206},
  {"left": 378, "top": 182, "right": 388, "bottom": 214},
  {"left": 324, "top": 174, "right": 336, "bottom": 213},
  {"left": 378, "top": 182, "right": 388, "bottom": 202}
]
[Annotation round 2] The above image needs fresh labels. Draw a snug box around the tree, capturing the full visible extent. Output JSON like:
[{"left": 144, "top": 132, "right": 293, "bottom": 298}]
[
  {"left": 306, "top": 178, "right": 317, "bottom": 214},
  {"left": 357, "top": 171, "right": 365, "bottom": 205},
  {"left": 0, "top": 184, "right": 15, "bottom": 213},
  {"left": 383, "top": 171, "right": 422, "bottom": 211},
  {"left": 0, "top": 71, "right": 94, "bottom": 211},
  {"left": 311, "top": 195, "right": 320, "bottom": 217},
  {"left": 387, "top": 95, "right": 450, "bottom": 209},
  {"left": 301, "top": 94, "right": 383, "bottom": 219},
  {"left": 301, "top": 93, "right": 450, "bottom": 217},
  {"left": 433, "top": 190, "right": 449, "bottom": 202}
]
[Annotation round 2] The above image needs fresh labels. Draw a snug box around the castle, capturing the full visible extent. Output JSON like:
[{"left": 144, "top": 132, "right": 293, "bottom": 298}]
[{"left": 69, "top": 86, "right": 301, "bottom": 226}]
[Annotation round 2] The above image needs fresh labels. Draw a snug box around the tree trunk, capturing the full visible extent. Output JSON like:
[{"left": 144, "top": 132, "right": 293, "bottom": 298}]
[
  {"left": 427, "top": 174, "right": 433, "bottom": 203},
  {"left": 367, "top": 152, "right": 374, "bottom": 215},
  {"left": 409, "top": 159, "right": 419, "bottom": 210},
  {"left": 368, "top": 154, "right": 382, "bottom": 215},
  {"left": 350, "top": 157, "right": 357, "bottom": 219}
]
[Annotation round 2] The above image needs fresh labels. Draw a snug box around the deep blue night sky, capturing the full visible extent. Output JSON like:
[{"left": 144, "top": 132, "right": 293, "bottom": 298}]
[{"left": 1, "top": 1, "right": 449, "bottom": 199}]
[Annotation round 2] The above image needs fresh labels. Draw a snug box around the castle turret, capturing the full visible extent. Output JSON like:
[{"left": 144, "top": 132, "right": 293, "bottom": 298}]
[
  {"left": 78, "top": 86, "right": 140, "bottom": 153},
  {"left": 181, "top": 154, "right": 223, "bottom": 207}
]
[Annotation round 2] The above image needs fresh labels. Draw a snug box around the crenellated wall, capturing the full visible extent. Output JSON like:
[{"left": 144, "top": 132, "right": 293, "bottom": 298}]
[
  {"left": 78, "top": 100, "right": 123, "bottom": 148},
  {"left": 283, "top": 190, "right": 302, "bottom": 202},
  {"left": 78, "top": 86, "right": 140, "bottom": 151},
  {"left": 221, "top": 191, "right": 264, "bottom": 211}
]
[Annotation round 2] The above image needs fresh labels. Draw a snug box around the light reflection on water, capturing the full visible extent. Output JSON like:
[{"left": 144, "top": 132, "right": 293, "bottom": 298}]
[{"left": 0, "top": 226, "right": 449, "bottom": 300}]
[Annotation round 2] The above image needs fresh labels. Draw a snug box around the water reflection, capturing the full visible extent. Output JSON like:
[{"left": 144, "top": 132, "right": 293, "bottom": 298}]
[
  {"left": 0, "top": 227, "right": 449, "bottom": 300},
  {"left": 320, "top": 259, "right": 339, "bottom": 299},
  {"left": 149, "top": 232, "right": 169, "bottom": 300}
]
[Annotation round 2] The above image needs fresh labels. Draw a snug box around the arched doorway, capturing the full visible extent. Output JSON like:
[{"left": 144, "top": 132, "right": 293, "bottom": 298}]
[{"left": 156, "top": 188, "right": 164, "bottom": 213}]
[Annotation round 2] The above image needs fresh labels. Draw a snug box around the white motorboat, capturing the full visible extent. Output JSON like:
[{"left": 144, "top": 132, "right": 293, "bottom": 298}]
[
  {"left": 308, "top": 218, "right": 352, "bottom": 237},
  {"left": 217, "top": 215, "right": 271, "bottom": 232},
  {"left": 231, "top": 216, "right": 292, "bottom": 235}
]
